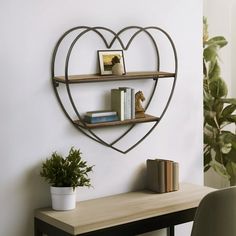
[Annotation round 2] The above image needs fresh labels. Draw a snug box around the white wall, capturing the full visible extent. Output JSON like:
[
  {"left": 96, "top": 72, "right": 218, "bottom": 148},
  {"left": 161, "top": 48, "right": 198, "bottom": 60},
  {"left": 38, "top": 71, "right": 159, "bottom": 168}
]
[
  {"left": 203, "top": 0, "right": 236, "bottom": 188},
  {"left": 0, "top": 1, "right": 203, "bottom": 236}
]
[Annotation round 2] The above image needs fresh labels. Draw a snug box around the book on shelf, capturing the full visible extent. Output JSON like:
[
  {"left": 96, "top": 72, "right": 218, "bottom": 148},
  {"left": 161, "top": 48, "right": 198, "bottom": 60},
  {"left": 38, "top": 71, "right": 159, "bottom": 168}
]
[
  {"left": 84, "top": 114, "right": 119, "bottom": 124},
  {"left": 119, "top": 87, "right": 135, "bottom": 120},
  {"left": 111, "top": 89, "right": 125, "bottom": 121},
  {"left": 146, "top": 159, "right": 179, "bottom": 193},
  {"left": 85, "top": 110, "right": 117, "bottom": 117},
  {"left": 111, "top": 87, "right": 135, "bottom": 121}
]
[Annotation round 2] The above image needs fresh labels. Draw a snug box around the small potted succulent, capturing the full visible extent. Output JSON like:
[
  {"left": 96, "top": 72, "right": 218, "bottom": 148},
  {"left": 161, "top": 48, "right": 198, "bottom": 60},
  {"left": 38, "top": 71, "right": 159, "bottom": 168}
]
[{"left": 40, "top": 147, "right": 94, "bottom": 210}]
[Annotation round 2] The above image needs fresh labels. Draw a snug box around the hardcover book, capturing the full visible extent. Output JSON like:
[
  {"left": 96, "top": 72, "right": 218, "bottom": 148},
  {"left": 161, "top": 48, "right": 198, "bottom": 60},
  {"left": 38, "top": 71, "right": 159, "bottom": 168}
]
[
  {"left": 173, "top": 162, "right": 179, "bottom": 191},
  {"left": 85, "top": 110, "right": 117, "bottom": 117},
  {"left": 146, "top": 159, "right": 179, "bottom": 193},
  {"left": 84, "top": 114, "right": 119, "bottom": 124},
  {"left": 119, "top": 87, "right": 132, "bottom": 120},
  {"left": 111, "top": 89, "right": 125, "bottom": 121},
  {"left": 165, "top": 160, "right": 173, "bottom": 192}
]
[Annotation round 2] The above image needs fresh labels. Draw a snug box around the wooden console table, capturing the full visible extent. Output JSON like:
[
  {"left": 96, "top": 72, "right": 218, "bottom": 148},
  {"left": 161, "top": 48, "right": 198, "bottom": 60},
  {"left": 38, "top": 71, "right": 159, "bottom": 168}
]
[{"left": 34, "top": 183, "right": 214, "bottom": 236}]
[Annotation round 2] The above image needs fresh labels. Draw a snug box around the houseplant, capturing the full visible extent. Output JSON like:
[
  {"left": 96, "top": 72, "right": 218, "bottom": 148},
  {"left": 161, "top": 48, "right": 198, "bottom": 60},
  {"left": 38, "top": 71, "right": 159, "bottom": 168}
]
[
  {"left": 203, "top": 18, "right": 236, "bottom": 186},
  {"left": 40, "top": 147, "right": 94, "bottom": 210}
]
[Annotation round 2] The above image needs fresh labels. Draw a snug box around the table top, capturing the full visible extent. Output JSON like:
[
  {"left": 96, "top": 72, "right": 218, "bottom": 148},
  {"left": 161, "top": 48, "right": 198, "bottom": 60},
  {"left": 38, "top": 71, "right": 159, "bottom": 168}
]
[{"left": 34, "top": 183, "right": 215, "bottom": 235}]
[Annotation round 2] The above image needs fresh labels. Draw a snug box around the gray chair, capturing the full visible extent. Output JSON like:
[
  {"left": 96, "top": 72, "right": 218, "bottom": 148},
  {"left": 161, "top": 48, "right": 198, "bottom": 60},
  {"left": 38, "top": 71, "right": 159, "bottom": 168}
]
[{"left": 191, "top": 186, "right": 236, "bottom": 236}]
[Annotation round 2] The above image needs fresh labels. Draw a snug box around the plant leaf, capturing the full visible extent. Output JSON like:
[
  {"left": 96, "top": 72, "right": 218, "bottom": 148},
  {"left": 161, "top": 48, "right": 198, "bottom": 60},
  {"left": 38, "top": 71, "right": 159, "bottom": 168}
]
[
  {"left": 221, "top": 104, "right": 236, "bottom": 118},
  {"left": 204, "top": 45, "right": 217, "bottom": 62},
  {"left": 205, "top": 36, "right": 228, "bottom": 48},
  {"left": 226, "top": 115, "right": 236, "bottom": 123},
  {"left": 210, "top": 160, "right": 230, "bottom": 179},
  {"left": 226, "top": 161, "right": 236, "bottom": 179},
  {"left": 221, "top": 98, "right": 236, "bottom": 105},
  {"left": 209, "top": 79, "right": 228, "bottom": 98},
  {"left": 208, "top": 61, "right": 221, "bottom": 80}
]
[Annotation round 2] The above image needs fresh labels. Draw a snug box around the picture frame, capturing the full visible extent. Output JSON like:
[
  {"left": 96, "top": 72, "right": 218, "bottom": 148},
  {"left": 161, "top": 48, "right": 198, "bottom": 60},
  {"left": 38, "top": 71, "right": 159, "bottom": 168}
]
[{"left": 98, "top": 50, "right": 126, "bottom": 75}]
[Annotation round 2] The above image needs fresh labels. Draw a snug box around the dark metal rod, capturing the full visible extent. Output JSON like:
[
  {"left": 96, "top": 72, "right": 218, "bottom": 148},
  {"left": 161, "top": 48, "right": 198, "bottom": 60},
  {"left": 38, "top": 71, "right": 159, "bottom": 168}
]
[{"left": 167, "top": 226, "right": 175, "bottom": 236}]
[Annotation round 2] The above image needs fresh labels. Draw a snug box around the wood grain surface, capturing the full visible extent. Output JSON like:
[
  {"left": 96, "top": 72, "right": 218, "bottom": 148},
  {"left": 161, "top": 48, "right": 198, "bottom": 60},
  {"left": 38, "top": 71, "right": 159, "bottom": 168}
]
[{"left": 35, "top": 183, "right": 215, "bottom": 235}]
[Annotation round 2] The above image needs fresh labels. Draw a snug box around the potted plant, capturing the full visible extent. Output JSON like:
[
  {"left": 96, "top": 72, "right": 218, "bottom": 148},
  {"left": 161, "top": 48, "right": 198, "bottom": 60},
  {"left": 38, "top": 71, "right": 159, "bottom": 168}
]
[
  {"left": 40, "top": 147, "right": 94, "bottom": 210},
  {"left": 203, "top": 18, "right": 236, "bottom": 186}
]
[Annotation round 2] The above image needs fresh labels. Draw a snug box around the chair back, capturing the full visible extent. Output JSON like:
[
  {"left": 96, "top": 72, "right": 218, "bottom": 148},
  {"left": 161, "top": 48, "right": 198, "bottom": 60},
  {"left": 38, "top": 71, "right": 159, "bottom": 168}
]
[{"left": 191, "top": 186, "right": 236, "bottom": 236}]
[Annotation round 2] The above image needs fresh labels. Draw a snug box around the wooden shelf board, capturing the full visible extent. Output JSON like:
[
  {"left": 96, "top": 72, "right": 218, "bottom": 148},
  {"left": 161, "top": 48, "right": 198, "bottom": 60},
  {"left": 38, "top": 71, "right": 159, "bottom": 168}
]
[
  {"left": 74, "top": 114, "right": 159, "bottom": 128},
  {"left": 54, "top": 71, "right": 175, "bottom": 84}
]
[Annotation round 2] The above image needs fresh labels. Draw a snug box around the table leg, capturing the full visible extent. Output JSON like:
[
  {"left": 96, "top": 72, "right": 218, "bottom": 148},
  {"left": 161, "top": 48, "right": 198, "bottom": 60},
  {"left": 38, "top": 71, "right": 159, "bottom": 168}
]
[
  {"left": 34, "top": 218, "right": 43, "bottom": 236},
  {"left": 34, "top": 228, "right": 43, "bottom": 236},
  {"left": 167, "top": 225, "right": 174, "bottom": 236}
]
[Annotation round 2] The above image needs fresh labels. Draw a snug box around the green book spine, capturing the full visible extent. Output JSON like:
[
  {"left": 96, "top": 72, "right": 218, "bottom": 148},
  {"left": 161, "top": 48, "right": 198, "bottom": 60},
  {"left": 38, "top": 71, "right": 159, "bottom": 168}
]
[
  {"left": 111, "top": 89, "right": 124, "bottom": 121},
  {"left": 146, "top": 159, "right": 159, "bottom": 192}
]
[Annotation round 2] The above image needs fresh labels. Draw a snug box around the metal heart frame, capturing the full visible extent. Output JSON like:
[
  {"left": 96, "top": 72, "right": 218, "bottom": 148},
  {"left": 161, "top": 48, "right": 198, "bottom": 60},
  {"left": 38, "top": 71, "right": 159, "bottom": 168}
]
[{"left": 51, "top": 26, "right": 178, "bottom": 154}]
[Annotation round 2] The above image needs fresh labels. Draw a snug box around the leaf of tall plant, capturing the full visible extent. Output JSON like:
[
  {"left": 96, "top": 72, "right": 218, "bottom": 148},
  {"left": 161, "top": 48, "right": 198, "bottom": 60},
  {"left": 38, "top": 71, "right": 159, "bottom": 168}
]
[
  {"left": 210, "top": 160, "right": 230, "bottom": 179},
  {"left": 205, "top": 36, "right": 228, "bottom": 48},
  {"left": 221, "top": 104, "right": 236, "bottom": 117},
  {"left": 204, "top": 45, "right": 218, "bottom": 63},
  {"left": 226, "top": 115, "right": 236, "bottom": 123},
  {"left": 208, "top": 61, "right": 221, "bottom": 80},
  {"left": 209, "top": 79, "right": 228, "bottom": 98},
  {"left": 226, "top": 161, "right": 236, "bottom": 180},
  {"left": 221, "top": 98, "right": 236, "bottom": 105}
]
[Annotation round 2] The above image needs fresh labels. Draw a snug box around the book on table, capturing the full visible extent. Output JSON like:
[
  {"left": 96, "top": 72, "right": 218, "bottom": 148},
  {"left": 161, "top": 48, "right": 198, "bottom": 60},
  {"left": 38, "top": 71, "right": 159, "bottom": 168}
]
[{"left": 146, "top": 159, "right": 179, "bottom": 193}]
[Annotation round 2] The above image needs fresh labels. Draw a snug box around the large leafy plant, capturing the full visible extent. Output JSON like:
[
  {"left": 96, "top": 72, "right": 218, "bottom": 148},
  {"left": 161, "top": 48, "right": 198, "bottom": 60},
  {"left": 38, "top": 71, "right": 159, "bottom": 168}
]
[
  {"left": 203, "top": 18, "right": 236, "bottom": 185},
  {"left": 40, "top": 147, "right": 94, "bottom": 189}
]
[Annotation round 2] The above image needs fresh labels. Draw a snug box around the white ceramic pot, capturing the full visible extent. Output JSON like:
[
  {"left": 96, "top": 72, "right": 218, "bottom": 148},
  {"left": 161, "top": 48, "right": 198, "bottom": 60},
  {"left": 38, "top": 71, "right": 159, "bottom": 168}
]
[
  {"left": 50, "top": 186, "right": 76, "bottom": 211},
  {"left": 112, "top": 63, "right": 124, "bottom": 75}
]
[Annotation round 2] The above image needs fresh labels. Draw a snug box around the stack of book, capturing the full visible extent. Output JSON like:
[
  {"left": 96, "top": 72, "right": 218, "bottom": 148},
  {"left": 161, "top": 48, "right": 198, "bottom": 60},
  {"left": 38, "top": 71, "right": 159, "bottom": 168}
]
[
  {"left": 146, "top": 159, "right": 179, "bottom": 193},
  {"left": 83, "top": 110, "right": 118, "bottom": 124},
  {"left": 111, "top": 87, "right": 135, "bottom": 121}
]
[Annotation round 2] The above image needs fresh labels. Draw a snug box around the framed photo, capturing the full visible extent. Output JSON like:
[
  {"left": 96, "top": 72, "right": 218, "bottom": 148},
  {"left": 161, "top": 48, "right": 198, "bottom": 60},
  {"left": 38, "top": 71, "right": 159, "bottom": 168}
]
[{"left": 98, "top": 50, "right": 126, "bottom": 75}]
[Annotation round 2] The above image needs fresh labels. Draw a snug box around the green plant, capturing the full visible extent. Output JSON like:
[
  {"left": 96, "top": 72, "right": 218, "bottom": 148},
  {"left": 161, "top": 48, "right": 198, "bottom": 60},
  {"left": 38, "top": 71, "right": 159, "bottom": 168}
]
[
  {"left": 203, "top": 17, "right": 236, "bottom": 185},
  {"left": 40, "top": 147, "right": 94, "bottom": 189}
]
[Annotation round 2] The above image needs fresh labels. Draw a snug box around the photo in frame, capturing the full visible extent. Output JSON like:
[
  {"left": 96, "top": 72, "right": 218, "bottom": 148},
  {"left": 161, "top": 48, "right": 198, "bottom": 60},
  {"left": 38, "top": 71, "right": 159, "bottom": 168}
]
[{"left": 98, "top": 50, "right": 126, "bottom": 75}]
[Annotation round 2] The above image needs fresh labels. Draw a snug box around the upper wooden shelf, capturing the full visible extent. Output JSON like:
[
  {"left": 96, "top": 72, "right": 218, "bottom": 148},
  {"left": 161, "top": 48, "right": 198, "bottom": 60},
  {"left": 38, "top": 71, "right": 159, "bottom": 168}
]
[{"left": 53, "top": 71, "right": 175, "bottom": 84}]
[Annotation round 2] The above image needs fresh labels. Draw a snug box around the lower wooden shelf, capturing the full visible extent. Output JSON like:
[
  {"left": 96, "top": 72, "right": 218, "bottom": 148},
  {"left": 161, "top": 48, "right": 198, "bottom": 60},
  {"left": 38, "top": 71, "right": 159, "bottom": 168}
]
[{"left": 74, "top": 114, "right": 159, "bottom": 129}]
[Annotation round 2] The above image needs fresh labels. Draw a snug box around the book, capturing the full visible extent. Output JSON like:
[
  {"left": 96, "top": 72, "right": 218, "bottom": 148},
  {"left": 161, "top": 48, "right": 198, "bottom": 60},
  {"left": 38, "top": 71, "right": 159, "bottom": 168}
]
[
  {"left": 85, "top": 110, "right": 117, "bottom": 117},
  {"left": 146, "top": 159, "right": 179, "bottom": 193},
  {"left": 165, "top": 160, "right": 173, "bottom": 192},
  {"left": 173, "top": 162, "right": 179, "bottom": 191},
  {"left": 131, "top": 88, "right": 135, "bottom": 119},
  {"left": 84, "top": 114, "right": 119, "bottom": 124},
  {"left": 111, "top": 89, "right": 125, "bottom": 121},
  {"left": 119, "top": 87, "right": 132, "bottom": 120},
  {"left": 147, "top": 159, "right": 159, "bottom": 192},
  {"left": 158, "top": 160, "right": 166, "bottom": 193},
  {"left": 146, "top": 159, "right": 166, "bottom": 193}
]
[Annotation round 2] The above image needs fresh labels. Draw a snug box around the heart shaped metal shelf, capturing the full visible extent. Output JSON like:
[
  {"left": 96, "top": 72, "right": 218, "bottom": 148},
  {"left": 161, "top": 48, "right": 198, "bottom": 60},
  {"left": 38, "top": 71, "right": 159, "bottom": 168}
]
[{"left": 51, "top": 26, "right": 178, "bottom": 154}]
